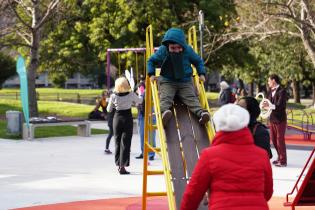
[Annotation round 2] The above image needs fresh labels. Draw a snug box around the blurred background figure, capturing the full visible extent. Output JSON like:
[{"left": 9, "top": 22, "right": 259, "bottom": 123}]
[
  {"left": 237, "top": 96, "right": 272, "bottom": 158},
  {"left": 135, "top": 75, "right": 156, "bottom": 161},
  {"left": 218, "top": 81, "right": 234, "bottom": 105}
]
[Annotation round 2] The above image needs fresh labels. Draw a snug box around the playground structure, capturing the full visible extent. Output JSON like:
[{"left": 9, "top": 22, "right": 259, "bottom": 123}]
[
  {"left": 286, "top": 109, "right": 315, "bottom": 140},
  {"left": 284, "top": 148, "right": 315, "bottom": 210},
  {"left": 106, "top": 26, "right": 315, "bottom": 210},
  {"left": 140, "top": 25, "right": 215, "bottom": 210}
]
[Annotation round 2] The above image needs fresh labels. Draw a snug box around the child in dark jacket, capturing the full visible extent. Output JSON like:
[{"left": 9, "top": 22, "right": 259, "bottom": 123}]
[{"left": 147, "top": 28, "right": 210, "bottom": 126}]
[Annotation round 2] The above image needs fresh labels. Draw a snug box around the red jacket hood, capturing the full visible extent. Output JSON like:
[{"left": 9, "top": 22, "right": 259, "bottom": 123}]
[{"left": 212, "top": 127, "right": 254, "bottom": 146}]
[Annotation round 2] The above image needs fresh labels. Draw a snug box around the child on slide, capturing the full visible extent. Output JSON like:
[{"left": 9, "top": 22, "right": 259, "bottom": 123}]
[{"left": 147, "top": 27, "right": 210, "bottom": 126}]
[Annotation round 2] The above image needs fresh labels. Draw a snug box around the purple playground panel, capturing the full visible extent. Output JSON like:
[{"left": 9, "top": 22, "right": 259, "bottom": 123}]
[
  {"left": 286, "top": 122, "right": 315, "bottom": 140},
  {"left": 106, "top": 48, "right": 146, "bottom": 89},
  {"left": 286, "top": 109, "right": 315, "bottom": 140},
  {"left": 106, "top": 47, "right": 159, "bottom": 89}
]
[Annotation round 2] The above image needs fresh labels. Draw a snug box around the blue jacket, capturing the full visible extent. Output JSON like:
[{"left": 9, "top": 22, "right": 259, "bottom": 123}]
[{"left": 147, "top": 28, "right": 205, "bottom": 82}]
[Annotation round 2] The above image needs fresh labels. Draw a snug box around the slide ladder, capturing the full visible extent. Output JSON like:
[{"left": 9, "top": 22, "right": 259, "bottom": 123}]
[{"left": 141, "top": 25, "right": 215, "bottom": 210}]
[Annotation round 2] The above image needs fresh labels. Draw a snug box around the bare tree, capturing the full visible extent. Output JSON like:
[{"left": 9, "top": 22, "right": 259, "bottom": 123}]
[
  {"left": 203, "top": 0, "right": 315, "bottom": 103},
  {"left": 1, "top": 0, "right": 60, "bottom": 117}
]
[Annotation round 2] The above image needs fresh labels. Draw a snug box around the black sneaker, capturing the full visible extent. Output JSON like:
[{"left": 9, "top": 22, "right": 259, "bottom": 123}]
[
  {"left": 162, "top": 110, "right": 172, "bottom": 126},
  {"left": 104, "top": 149, "right": 112, "bottom": 154},
  {"left": 119, "top": 167, "right": 130, "bottom": 175},
  {"left": 199, "top": 112, "right": 210, "bottom": 124},
  {"left": 135, "top": 154, "right": 143, "bottom": 159}
]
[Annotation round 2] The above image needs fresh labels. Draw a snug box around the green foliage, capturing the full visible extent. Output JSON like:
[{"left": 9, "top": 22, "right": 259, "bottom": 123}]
[
  {"left": 248, "top": 36, "right": 307, "bottom": 86},
  {"left": 0, "top": 121, "right": 21, "bottom": 140},
  {"left": 0, "top": 53, "right": 16, "bottom": 88},
  {"left": 39, "top": 0, "right": 245, "bottom": 83},
  {"left": 200, "top": 0, "right": 237, "bottom": 31},
  {"left": 50, "top": 72, "right": 68, "bottom": 88}
]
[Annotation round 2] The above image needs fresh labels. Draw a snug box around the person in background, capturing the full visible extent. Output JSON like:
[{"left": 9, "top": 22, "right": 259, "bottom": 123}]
[
  {"left": 92, "top": 90, "right": 108, "bottom": 119},
  {"left": 104, "top": 91, "right": 114, "bottom": 154},
  {"left": 181, "top": 104, "right": 273, "bottom": 210},
  {"left": 147, "top": 27, "right": 210, "bottom": 126},
  {"left": 107, "top": 77, "right": 143, "bottom": 175},
  {"left": 237, "top": 96, "right": 272, "bottom": 158},
  {"left": 92, "top": 90, "right": 113, "bottom": 154},
  {"left": 135, "top": 75, "right": 156, "bottom": 161},
  {"left": 218, "top": 81, "right": 233, "bottom": 105},
  {"left": 264, "top": 74, "right": 287, "bottom": 167}
]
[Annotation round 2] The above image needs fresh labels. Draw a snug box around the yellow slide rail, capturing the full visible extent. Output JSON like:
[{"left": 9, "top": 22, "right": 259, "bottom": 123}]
[
  {"left": 142, "top": 25, "right": 176, "bottom": 210},
  {"left": 188, "top": 26, "right": 215, "bottom": 141}
]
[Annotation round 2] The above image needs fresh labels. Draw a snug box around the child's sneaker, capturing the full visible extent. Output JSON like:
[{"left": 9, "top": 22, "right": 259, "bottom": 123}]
[
  {"left": 162, "top": 110, "right": 172, "bottom": 126},
  {"left": 199, "top": 112, "right": 210, "bottom": 124}
]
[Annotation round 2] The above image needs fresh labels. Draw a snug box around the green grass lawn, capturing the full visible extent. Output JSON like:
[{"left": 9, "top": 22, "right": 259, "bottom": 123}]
[
  {"left": 0, "top": 88, "right": 105, "bottom": 102},
  {"left": 0, "top": 88, "right": 105, "bottom": 94},
  {"left": 0, "top": 90, "right": 313, "bottom": 139},
  {"left": 0, "top": 99, "right": 137, "bottom": 140}
]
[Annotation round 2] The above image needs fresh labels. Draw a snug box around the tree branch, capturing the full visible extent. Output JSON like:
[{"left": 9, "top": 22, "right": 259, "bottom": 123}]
[
  {"left": 15, "top": 0, "right": 32, "bottom": 17},
  {"left": 0, "top": 39, "right": 31, "bottom": 48},
  {"left": 300, "top": 0, "right": 315, "bottom": 30},
  {"left": 15, "top": 30, "right": 31, "bottom": 45},
  {"left": 6, "top": 0, "right": 32, "bottom": 29},
  {"left": 35, "top": 0, "right": 60, "bottom": 30}
]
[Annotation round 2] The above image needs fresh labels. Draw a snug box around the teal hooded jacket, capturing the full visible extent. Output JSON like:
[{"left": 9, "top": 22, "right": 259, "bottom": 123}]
[{"left": 147, "top": 28, "right": 205, "bottom": 82}]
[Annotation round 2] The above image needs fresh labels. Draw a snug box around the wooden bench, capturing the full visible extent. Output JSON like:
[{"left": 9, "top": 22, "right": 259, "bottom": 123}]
[{"left": 23, "top": 121, "right": 91, "bottom": 140}]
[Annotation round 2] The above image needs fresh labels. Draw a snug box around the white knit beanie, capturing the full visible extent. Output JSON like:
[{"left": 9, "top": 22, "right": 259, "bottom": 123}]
[{"left": 213, "top": 104, "right": 250, "bottom": 132}]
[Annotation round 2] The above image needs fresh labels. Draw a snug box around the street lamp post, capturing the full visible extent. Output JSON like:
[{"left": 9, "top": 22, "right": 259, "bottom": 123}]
[{"left": 199, "top": 10, "right": 204, "bottom": 60}]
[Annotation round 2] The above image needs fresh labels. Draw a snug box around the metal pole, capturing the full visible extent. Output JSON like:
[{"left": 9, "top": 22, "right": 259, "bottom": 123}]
[
  {"left": 106, "top": 50, "right": 110, "bottom": 89},
  {"left": 199, "top": 10, "right": 204, "bottom": 59}
]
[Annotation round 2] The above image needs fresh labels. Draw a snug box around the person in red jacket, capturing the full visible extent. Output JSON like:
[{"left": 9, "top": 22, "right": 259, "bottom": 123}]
[{"left": 181, "top": 104, "right": 273, "bottom": 210}]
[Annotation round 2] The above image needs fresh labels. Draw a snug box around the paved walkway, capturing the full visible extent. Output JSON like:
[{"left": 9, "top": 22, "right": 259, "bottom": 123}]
[{"left": 0, "top": 122, "right": 314, "bottom": 210}]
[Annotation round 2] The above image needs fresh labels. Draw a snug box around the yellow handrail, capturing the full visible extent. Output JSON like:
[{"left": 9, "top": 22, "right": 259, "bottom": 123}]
[
  {"left": 142, "top": 25, "right": 176, "bottom": 210},
  {"left": 188, "top": 26, "right": 215, "bottom": 141}
]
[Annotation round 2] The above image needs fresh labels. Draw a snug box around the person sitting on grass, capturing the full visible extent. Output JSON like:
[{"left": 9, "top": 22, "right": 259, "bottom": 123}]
[{"left": 147, "top": 27, "right": 210, "bottom": 126}]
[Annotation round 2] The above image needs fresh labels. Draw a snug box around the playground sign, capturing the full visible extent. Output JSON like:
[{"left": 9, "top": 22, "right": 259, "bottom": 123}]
[{"left": 16, "top": 55, "right": 30, "bottom": 128}]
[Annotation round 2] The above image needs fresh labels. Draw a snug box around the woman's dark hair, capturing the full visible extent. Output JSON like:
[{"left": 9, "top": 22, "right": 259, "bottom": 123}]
[
  {"left": 269, "top": 74, "right": 281, "bottom": 85},
  {"left": 242, "top": 96, "right": 261, "bottom": 120}
]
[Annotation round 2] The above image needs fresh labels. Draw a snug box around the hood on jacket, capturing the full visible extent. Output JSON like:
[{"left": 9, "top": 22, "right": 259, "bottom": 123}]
[{"left": 161, "top": 28, "right": 187, "bottom": 48}]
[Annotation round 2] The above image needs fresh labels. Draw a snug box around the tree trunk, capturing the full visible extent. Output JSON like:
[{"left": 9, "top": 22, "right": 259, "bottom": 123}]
[
  {"left": 312, "top": 80, "right": 315, "bottom": 106},
  {"left": 28, "top": 31, "right": 40, "bottom": 117},
  {"left": 300, "top": 5, "right": 315, "bottom": 74},
  {"left": 248, "top": 82, "right": 254, "bottom": 96},
  {"left": 28, "top": 3, "right": 41, "bottom": 117},
  {"left": 292, "top": 79, "right": 301, "bottom": 104}
]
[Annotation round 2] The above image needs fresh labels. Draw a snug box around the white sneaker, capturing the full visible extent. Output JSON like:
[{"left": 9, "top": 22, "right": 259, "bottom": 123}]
[{"left": 162, "top": 110, "right": 172, "bottom": 126}]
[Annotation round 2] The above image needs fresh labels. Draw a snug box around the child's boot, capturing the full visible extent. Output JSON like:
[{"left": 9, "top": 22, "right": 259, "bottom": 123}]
[{"left": 199, "top": 112, "right": 210, "bottom": 124}]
